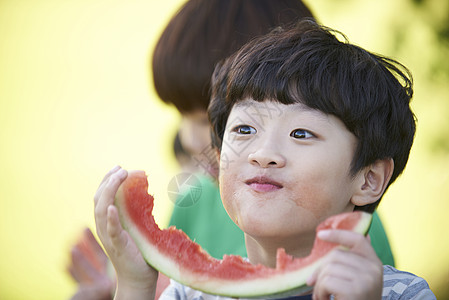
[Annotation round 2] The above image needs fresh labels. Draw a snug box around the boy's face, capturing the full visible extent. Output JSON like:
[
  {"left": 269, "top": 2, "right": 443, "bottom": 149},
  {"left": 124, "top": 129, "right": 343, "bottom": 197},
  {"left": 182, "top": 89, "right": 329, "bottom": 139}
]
[{"left": 218, "top": 99, "right": 363, "bottom": 240}]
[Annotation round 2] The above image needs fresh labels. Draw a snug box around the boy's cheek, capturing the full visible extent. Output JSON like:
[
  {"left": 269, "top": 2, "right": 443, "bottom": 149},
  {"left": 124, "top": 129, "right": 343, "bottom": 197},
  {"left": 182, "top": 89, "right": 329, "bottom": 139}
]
[
  {"left": 218, "top": 145, "right": 244, "bottom": 174},
  {"left": 291, "top": 183, "right": 329, "bottom": 220},
  {"left": 218, "top": 172, "right": 240, "bottom": 223}
]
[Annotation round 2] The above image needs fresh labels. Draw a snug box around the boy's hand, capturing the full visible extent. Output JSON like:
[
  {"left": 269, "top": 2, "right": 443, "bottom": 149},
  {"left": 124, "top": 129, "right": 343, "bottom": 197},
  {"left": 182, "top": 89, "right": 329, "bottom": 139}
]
[
  {"left": 94, "top": 166, "right": 158, "bottom": 299},
  {"left": 307, "top": 230, "right": 383, "bottom": 300}
]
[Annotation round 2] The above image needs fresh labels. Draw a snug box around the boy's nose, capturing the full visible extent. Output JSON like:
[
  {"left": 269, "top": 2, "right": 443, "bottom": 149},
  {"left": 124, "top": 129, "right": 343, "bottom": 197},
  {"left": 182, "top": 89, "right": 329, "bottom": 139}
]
[{"left": 248, "top": 148, "right": 286, "bottom": 168}]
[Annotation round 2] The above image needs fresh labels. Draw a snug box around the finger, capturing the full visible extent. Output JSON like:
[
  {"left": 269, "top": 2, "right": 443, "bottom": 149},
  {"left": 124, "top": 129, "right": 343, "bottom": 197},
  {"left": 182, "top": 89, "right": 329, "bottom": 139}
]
[
  {"left": 313, "top": 275, "right": 352, "bottom": 300},
  {"left": 68, "top": 248, "right": 86, "bottom": 283},
  {"left": 69, "top": 246, "right": 102, "bottom": 283},
  {"left": 78, "top": 232, "right": 104, "bottom": 272},
  {"left": 106, "top": 205, "right": 128, "bottom": 250},
  {"left": 307, "top": 271, "right": 316, "bottom": 287},
  {"left": 310, "top": 247, "right": 383, "bottom": 300},
  {"left": 312, "top": 258, "right": 382, "bottom": 300},
  {"left": 100, "top": 166, "right": 121, "bottom": 186},
  {"left": 68, "top": 265, "right": 85, "bottom": 284},
  {"left": 101, "top": 168, "right": 128, "bottom": 208},
  {"left": 317, "top": 229, "right": 373, "bottom": 255},
  {"left": 84, "top": 228, "right": 108, "bottom": 270},
  {"left": 70, "top": 285, "right": 114, "bottom": 300},
  {"left": 312, "top": 256, "right": 359, "bottom": 300},
  {"left": 307, "top": 241, "right": 379, "bottom": 287},
  {"left": 315, "top": 251, "right": 365, "bottom": 280},
  {"left": 307, "top": 250, "right": 360, "bottom": 287},
  {"left": 94, "top": 166, "right": 121, "bottom": 205},
  {"left": 94, "top": 169, "right": 128, "bottom": 236}
]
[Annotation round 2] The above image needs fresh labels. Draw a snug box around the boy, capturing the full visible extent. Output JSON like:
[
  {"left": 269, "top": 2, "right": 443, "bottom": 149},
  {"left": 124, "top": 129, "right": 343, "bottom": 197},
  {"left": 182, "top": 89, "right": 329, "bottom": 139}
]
[{"left": 93, "top": 20, "right": 434, "bottom": 299}]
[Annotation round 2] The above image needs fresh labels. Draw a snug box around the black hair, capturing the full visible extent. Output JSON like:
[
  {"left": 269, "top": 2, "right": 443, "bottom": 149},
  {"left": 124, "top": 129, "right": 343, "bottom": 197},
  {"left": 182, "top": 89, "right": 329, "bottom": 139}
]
[
  {"left": 209, "top": 19, "right": 416, "bottom": 212},
  {"left": 152, "top": 0, "right": 314, "bottom": 113}
]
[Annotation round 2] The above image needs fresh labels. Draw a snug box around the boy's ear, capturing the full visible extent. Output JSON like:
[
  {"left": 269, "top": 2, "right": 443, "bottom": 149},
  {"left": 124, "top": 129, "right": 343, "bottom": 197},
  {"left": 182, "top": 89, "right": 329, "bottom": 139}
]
[{"left": 351, "top": 158, "right": 394, "bottom": 207}]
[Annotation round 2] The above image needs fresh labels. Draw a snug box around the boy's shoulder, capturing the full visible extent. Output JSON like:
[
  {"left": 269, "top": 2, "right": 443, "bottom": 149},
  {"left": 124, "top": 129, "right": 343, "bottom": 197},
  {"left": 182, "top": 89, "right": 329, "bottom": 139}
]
[{"left": 382, "top": 265, "right": 436, "bottom": 299}]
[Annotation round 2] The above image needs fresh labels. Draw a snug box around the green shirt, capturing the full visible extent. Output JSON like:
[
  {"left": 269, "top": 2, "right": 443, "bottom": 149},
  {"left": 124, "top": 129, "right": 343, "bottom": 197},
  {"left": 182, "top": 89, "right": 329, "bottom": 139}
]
[{"left": 169, "top": 174, "right": 394, "bottom": 266}]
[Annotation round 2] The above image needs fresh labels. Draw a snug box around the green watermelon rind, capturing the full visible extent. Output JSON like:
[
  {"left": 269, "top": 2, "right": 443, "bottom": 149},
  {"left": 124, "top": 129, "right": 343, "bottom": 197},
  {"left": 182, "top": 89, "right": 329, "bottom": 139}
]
[{"left": 115, "top": 171, "right": 373, "bottom": 298}]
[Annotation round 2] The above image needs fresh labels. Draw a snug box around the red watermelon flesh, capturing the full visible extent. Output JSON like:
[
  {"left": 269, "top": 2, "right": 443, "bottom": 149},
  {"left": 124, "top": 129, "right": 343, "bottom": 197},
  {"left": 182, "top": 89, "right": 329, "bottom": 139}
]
[{"left": 115, "top": 170, "right": 373, "bottom": 298}]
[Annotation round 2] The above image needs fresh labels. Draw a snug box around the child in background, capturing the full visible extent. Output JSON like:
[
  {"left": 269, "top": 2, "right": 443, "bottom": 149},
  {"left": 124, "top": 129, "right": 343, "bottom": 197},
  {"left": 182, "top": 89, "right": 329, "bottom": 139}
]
[{"left": 93, "top": 20, "right": 435, "bottom": 299}]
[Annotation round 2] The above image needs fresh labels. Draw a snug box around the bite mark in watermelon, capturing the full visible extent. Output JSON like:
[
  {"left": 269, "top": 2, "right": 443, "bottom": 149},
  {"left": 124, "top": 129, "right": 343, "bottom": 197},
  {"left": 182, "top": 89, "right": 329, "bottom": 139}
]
[{"left": 115, "top": 170, "right": 373, "bottom": 298}]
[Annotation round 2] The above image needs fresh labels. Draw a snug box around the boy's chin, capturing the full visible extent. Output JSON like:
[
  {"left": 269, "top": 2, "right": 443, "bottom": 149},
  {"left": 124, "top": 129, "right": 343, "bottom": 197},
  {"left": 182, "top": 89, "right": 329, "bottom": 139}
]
[
  {"left": 239, "top": 214, "right": 317, "bottom": 241},
  {"left": 238, "top": 200, "right": 318, "bottom": 227}
]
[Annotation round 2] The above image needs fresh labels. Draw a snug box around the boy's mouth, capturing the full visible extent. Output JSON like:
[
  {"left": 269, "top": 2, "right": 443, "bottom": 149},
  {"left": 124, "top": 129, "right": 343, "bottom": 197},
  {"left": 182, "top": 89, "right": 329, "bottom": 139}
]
[{"left": 245, "top": 176, "right": 283, "bottom": 192}]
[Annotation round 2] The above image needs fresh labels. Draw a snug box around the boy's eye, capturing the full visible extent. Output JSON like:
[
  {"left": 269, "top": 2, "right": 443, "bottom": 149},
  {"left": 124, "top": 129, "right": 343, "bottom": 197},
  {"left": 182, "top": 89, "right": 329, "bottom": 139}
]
[
  {"left": 290, "top": 129, "right": 314, "bottom": 139},
  {"left": 232, "top": 125, "right": 256, "bottom": 135}
]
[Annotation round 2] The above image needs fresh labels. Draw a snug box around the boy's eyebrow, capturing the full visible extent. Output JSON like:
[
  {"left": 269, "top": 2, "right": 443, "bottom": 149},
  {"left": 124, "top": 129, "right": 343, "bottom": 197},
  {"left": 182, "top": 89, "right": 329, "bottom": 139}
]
[
  {"left": 235, "top": 99, "right": 330, "bottom": 122},
  {"left": 234, "top": 99, "right": 285, "bottom": 110},
  {"left": 233, "top": 99, "right": 254, "bottom": 108}
]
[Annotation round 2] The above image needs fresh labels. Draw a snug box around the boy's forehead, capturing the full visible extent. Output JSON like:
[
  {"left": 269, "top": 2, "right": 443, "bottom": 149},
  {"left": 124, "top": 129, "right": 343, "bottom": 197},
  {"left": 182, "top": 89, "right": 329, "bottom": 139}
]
[{"left": 232, "top": 98, "right": 329, "bottom": 120}]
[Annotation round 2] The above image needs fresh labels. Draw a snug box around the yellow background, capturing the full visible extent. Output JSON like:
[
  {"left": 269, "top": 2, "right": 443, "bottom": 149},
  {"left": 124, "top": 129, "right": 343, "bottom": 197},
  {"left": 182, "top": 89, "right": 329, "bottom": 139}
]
[{"left": 1, "top": 0, "right": 448, "bottom": 299}]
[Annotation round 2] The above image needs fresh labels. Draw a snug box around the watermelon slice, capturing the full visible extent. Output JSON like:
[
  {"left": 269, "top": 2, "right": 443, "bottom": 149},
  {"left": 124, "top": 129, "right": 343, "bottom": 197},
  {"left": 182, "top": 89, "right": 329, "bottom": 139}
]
[{"left": 115, "top": 170, "right": 372, "bottom": 298}]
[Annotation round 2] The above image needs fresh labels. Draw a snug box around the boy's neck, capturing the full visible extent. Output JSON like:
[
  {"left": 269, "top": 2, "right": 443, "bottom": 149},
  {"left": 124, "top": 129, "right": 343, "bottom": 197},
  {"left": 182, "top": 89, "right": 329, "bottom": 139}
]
[{"left": 244, "top": 232, "right": 316, "bottom": 268}]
